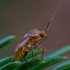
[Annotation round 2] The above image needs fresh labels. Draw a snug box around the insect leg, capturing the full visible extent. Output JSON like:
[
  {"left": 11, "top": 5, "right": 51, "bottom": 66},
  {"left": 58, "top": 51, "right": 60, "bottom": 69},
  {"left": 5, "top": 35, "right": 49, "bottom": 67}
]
[
  {"left": 32, "top": 50, "right": 35, "bottom": 65},
  {"left": 37, "top": 46, "right": 44, "bottom": 60},
  {"left": 42, "top": 47, "right": 44, "bottom": 60},
  {"left": 24, "top": 57, "right": 29, "bottom": 70}
]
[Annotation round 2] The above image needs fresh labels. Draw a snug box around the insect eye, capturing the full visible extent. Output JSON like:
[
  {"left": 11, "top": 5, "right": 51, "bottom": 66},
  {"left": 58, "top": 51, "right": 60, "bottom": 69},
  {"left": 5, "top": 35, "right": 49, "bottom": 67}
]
[{"left": 40, "top": 32, "right": 44, "bottom": 37}]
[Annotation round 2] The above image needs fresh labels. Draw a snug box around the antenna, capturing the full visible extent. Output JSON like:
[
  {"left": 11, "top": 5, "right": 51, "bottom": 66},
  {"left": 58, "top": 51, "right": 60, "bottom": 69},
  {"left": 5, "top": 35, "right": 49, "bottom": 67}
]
[{"left": 46, "top": 5, "right": 60, "bottom": 32}]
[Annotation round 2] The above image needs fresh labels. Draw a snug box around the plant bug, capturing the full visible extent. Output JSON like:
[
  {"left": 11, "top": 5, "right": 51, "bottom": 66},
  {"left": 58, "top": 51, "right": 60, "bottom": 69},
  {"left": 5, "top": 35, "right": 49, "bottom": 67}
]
[{"left": 12, "top": 5, "right": 60, "bottom": 68}]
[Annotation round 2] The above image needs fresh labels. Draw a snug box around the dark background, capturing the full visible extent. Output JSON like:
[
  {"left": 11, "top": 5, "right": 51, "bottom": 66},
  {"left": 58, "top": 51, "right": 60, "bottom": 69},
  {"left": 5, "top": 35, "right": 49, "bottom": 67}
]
[{"left": 0, "top": 0, "right": 70, "bottom": 69}]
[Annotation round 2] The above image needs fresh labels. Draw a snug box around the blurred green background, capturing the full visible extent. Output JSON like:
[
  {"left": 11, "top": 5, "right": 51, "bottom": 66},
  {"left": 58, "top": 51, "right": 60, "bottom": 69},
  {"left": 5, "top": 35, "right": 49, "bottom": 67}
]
[{"left": 0, "top": 0, "right": 70, "bottom": 64}]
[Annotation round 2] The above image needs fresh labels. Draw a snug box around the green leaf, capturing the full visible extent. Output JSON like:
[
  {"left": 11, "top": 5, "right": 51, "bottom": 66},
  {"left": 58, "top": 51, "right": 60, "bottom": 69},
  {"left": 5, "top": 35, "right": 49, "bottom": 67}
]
[
  {"left": 44, "top": 45, "right": 70, "bottom": 60},
  {"left": 30, "top": 56, "right": 67, "bottom": 70},
  {"left": 51, "top": 60, "right": 70, "bottom": 70},
  {"left": 15, "top": 56, "right": 67, "bottom": 70},
  {"left": 0, "top": 35, "right": 15, "bottom": 48},
  {"left": 15, "top": 57, "right": 33, "bottom": 70},
  {"left": 63, "top": 66, "right": 70, "bottom": 70},
  {"left": 15, "top": 55, "right": 44, "bottom": 70},
  {"left": 0, "top": 56, "right": 12, "bottom": 67},
  {"left": 0, "top": 61, "right": 21, "bottom": 70}
]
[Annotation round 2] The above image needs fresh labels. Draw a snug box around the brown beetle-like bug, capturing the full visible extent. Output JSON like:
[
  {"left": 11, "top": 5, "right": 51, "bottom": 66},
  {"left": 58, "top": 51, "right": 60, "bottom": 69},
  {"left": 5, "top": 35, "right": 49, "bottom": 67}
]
[{"left": 12, "top": 5, "right": 60, "bottom": 65}]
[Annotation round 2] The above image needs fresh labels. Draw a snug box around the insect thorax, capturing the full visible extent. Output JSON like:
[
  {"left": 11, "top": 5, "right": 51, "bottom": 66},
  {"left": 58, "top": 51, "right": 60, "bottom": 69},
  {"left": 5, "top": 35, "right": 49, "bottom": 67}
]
[{"left": 27, "top": 36, "right": 42, "bottom": 50}]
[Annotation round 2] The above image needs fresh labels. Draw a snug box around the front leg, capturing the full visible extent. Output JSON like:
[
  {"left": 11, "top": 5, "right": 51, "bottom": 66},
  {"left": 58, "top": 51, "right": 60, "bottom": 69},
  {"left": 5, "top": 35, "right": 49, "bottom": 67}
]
[
  {"left": 36, "top": 45, "right": 44, "bottom": 60},
  {"left": 27, "top": 42, "right": 35, "bottom": 65}
]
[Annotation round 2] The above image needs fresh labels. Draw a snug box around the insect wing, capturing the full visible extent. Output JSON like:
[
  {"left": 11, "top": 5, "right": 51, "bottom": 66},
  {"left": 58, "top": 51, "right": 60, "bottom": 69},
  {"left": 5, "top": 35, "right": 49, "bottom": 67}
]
[
  {"left": 28, "top": 29, "right": 40, "bottom": 37},
  {"left": 15, "top": 34, "right": 30, "bottom": 51}
]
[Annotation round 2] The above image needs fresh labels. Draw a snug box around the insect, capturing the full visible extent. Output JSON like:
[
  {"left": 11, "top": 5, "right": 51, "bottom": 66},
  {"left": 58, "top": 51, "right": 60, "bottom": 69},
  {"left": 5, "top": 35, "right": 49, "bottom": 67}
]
[{"left": 12, "top": 5, "right": 60, "bottom": 63}]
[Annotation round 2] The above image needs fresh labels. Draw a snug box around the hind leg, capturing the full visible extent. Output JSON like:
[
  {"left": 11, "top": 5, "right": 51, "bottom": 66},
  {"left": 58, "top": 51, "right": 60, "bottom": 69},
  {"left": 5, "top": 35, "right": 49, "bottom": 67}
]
[
  {"left": 37, "top": 45, "right": 44, "bottom": 60},
  {"left": 31, "top": 50, "right": 35, "bottom": 65},
  {"left": 24, "top": 57, "right": 29, "bottom": 70}
]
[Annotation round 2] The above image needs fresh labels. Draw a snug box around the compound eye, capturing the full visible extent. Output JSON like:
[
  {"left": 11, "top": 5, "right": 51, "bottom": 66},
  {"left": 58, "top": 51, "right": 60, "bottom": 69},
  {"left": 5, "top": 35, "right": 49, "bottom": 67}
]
[{"left": 40, "top": 32, "right": 44, "bottom": 37}]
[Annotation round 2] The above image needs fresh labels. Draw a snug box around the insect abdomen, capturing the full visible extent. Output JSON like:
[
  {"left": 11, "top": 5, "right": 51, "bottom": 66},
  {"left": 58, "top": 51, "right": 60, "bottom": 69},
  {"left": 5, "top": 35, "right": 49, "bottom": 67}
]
[{"left": 12, "top": 48, "right": 28, "bottom": 61}]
